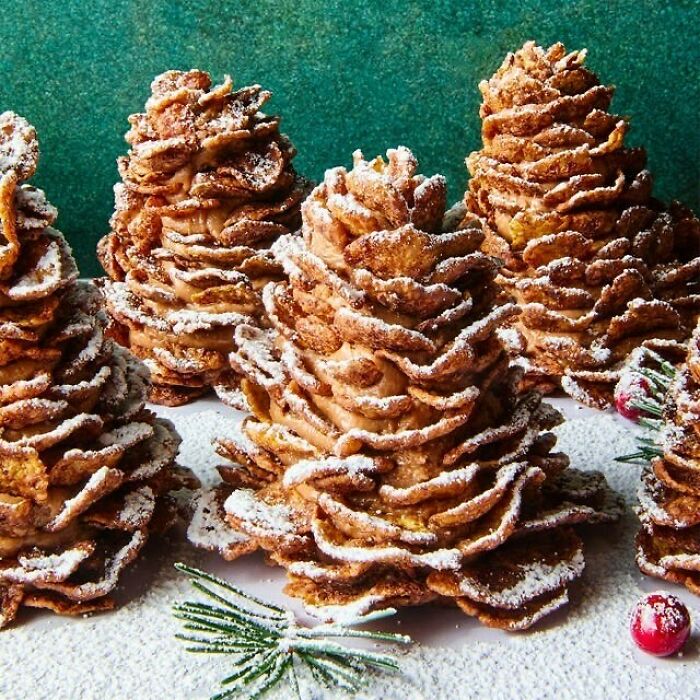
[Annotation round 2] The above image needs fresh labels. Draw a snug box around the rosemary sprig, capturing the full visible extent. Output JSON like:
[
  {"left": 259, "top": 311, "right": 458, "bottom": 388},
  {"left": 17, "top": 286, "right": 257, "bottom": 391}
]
[
  {"left": 615, "top": 348, "right": 677, "bottom": 464},
  {"left": 173, "top": 563, "right": 412, "bottom": 700}
]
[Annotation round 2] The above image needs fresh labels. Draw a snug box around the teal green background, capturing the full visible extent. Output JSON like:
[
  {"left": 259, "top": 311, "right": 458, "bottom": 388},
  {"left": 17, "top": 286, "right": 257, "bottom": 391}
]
[{"left": 2, "top": 0, "right": 698, "bottom": 276}]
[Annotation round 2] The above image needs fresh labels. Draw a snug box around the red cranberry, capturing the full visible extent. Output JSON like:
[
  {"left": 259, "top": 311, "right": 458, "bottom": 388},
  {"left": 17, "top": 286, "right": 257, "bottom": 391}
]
[
  {"left": 615, "top": 373, "right": 652, "bottom": 422},
  {"left": 630, "top": 592, "right": 691, "bottom": 657}
]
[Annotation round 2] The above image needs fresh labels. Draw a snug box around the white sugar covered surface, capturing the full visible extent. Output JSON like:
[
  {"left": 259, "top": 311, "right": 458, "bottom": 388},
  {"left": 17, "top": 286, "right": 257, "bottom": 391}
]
[{"left": 2, "top": 397, "right": 699, "bottom": 700}]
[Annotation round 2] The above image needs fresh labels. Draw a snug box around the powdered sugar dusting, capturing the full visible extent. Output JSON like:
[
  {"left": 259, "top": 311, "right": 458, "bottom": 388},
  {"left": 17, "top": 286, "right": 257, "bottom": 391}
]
[
  {"left": 457, "top": 550, "right": 585, "bottom": 608},
  {"left": 306, "top": 593, "right": 387, "bottom": 624},
  {"left": 311, "top": 518, "right": 462, "bottom": 570},
  {"left": 224, "top": 489, "right": 298, "bottom": 535},
  {"left": 6, "top": 239, "right": 62, "bottom": 299},
  {"left": 187, "top": 489, "right": 250, "bottom": 553},
  {"left": 283, "top": 454, "right": 379, "bottom": 487},
  {"left": 166, "top": 309, "right": 251, "bottom": 335},
  {"left": 7, "top": 546, "right": 91, "bottom": 585},
  {"left": 118, "top": 487, "right": 156, "bottom": 530}
]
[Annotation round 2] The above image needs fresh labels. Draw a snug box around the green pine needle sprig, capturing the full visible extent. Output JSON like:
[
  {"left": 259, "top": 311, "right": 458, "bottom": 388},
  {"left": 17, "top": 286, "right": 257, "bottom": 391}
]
[
  {"left": 173, "top": 563, "right": 412, "bottom": 700},
  {"left": 615, "top": 436, "right": 664, "bottom": 463},
  {"left": 615, "top": 348, "right": 677, "bottom": 464}
]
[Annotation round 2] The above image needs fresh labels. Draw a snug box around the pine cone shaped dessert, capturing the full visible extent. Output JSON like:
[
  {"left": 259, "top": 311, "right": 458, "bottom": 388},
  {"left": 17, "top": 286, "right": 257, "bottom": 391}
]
[
  {"left": 636, "top": 321, "right": 700, "bottom": 594},
  {"left": 98, "top": 70, "right": 309, "bottom": 407},
  {"left": 189, "top": 147, "right": 621, "bottom": 630},
  {"left": 0, "top": 113, "right": 198, "bottom": 628},
  {"left": 467, "top": 41, "right": 700, "bottom": 407}
]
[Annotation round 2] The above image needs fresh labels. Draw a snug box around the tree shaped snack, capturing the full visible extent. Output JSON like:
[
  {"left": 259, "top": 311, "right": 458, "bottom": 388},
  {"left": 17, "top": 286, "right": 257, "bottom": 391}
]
[
  {"left": 466, "top": 42, "right": 700, "bottom": 408},
  {"left": 0, "top": 113, "right": 197, "bottom": 628},
  {"left": 99, "top": 70, "right": 309, "bottom": 407},
  {"left": 636, "top": 320, "right": 700, "bottom": 594},
  {"left": 189, "top": 147, "right": 621, "bottom": 630}
]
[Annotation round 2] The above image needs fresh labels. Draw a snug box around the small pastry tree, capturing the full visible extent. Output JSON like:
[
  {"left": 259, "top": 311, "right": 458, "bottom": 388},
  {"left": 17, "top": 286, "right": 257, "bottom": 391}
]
[
  {"left": 189, "top": 147, "right": 620, "bottom": 630},
  {"left": 637, "top": 321, "right": 700, "bottom": 594},
  {"left": 99, "top": 70, "right": 308, "bottom": 406},
  {"left": 0, "top": 112, "right": 197, "bottom": 628},
  {"left": 467, "top": 42, "right": 700, "bottom": 407}
]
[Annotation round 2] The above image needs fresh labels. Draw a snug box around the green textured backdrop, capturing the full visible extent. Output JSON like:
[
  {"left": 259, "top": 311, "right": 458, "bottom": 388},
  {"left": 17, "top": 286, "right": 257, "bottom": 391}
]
[{"left": 2, "top": 0, "right": 698, "bottom": 276}]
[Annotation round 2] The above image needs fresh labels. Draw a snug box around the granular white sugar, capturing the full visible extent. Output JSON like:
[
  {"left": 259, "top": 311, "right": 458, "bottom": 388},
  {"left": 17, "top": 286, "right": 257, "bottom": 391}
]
[{"left": 1, "top": 397, "right": 699, "bottom": 700}]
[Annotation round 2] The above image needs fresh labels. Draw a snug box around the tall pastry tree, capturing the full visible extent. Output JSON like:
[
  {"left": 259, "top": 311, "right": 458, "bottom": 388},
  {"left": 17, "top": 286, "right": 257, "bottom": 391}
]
[
  {"left": 637, "top": 320, "right": 700, "bottom": 593},
  {"left": 99, "top": 70, "right": 308, "bottom": 406},
  {"left": 467, "top": 41, "right": 700, "bottom": 407},
  {"left": 189, "top": 147, "right": 620, "bottom": 630},
  {"left": 0, "top": 113, "right": 197, "bottom": 628}
]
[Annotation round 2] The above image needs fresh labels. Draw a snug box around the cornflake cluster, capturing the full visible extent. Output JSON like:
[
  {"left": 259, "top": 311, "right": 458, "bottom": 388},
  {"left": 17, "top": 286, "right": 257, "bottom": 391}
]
[
  {"left": 637, "top": 320, "right": 700, "bottom": 593},
  {"left": 0, "top": 113, "right": 197, "bottom": 628},
  {"left": 99, "top": 70, "right": 308, "bottom": 407},
  {"left": 467, "top": 42, "right": 700, "bottom": 408},
  {"left": 189, "top": 147, "right": 621, "bottom": 630}
]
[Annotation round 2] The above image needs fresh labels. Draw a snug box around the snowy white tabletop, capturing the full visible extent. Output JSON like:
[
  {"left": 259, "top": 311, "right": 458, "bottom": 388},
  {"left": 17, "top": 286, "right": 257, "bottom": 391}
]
[{"left": 2, "top": 397, "right": 698, "bottom": 700}]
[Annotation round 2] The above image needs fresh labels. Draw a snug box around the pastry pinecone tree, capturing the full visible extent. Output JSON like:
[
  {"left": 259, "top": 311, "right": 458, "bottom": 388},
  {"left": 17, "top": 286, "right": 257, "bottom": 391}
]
[
  {"left": 0, "top": 113, "right": 197, "bottom": 628},
  {"left": 467, "top": 42, "right": 700, "bottom": 408},
  {"left": 98, "top": 69, "right": 308, "bottom": 407},
  {"left": 189, "top": 147, "right": 621, "bottom": 630},
  {"left": 637, "top": 320, "right": 700, "bottom": 594}
]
